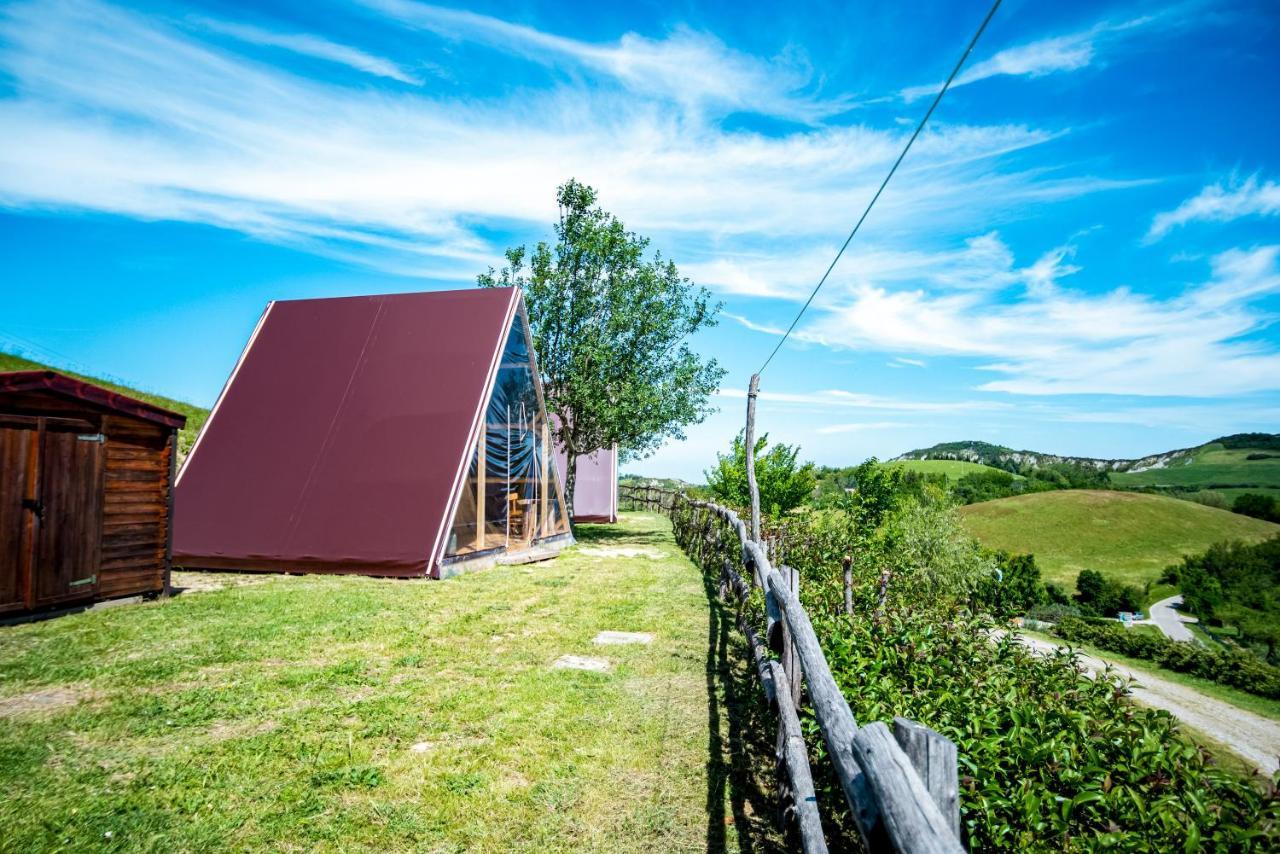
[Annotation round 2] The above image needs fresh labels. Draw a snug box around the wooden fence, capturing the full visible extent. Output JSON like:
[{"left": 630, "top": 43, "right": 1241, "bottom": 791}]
[{"left": 621, "top": 483, "right": 964, "bottom": 853}]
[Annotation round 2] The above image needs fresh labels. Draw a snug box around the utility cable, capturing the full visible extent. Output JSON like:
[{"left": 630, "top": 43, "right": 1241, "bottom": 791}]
[{"left": 757, "top": 0, "right": 1003, "bottom": 375}]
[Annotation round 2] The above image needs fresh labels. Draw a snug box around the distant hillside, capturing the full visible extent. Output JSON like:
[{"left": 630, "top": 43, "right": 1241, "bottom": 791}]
[
  {"left": 0, "top": 351, "right": 209, "bottom": 456},
  {"left": 887, "top": 459, "right": 1025, "bottom": 481},
  {"left": 959, "top": 490, "right": 1280, "bottom": 588},
  {"left": 898, "top": 434, "right": 1280, "bottom": 503}
]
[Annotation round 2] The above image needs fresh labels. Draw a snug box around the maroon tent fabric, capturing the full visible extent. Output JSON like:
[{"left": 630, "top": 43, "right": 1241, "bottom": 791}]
[{"left": 173, "top": 287, "right": 520, "bottom": 577}]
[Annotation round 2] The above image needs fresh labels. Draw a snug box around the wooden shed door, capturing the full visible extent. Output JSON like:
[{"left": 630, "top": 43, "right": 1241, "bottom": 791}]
[
  {"left": 32, "top": 421, "right": 105, "bottom": 607},
  {"left": 0, "top": 416, "right": 104, "bottom": 611},
  {"left": 0, "top": 421, "right": 35, "bottom": 614}
]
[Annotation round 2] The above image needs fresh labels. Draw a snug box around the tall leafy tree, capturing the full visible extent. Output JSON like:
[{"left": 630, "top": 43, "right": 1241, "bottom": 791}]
[{"left": 479, "top": 179, "right": 724, "bottom": 515}]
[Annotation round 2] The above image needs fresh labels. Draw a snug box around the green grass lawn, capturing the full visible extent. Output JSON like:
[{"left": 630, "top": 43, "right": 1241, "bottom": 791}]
[
  {"left": 959, "top": 489, "right": 1280, "bottom": 589},
  {"left": 888, "top": 459, "right": 1024, "bottom": 481},
  {"left": 0, "top": 352, "right": 210, "bottom": 456},
  {"left": 0, "top": 513, "right": 780, "bottom": 853}
]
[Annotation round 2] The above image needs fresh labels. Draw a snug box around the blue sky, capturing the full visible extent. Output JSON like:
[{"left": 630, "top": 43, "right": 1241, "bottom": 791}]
[{"left": 2, "top": 0, "right": 1278, "bottom": 481}]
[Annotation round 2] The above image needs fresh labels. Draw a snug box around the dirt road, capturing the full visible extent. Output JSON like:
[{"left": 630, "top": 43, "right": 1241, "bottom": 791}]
[{"left": 1017, "top": 633, "right": 1280, "bottom": 775}]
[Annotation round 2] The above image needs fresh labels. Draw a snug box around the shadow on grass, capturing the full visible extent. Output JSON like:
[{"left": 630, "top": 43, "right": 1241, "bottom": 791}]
[
  {"left": 702, "top": 568, "right": 789, "bottom": 853},
  {"left": 572, "top": 524, "right": 671, "bottom": 547}
]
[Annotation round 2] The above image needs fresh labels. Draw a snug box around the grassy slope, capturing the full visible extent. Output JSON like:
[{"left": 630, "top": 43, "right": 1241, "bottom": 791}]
[
  {"left": 959, "top": 490, "right": 1280, "bottom": 588},
  {"left": 1111, "top": 443, "right": 1280, "bottom": 499},
  {"left": 0, "top": 514, "right": 781, "bottom": 853},
  {"left": 888, "top": 459, "right": 1024, "bottom": 481},
  {"left": 0, "top": 351, "right": 209, "bottom": 456}
]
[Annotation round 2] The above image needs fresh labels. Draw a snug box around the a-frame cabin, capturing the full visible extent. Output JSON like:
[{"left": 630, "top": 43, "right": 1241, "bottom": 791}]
[{"left": 173, "top": 287, "right": 572, "bottom": 578}]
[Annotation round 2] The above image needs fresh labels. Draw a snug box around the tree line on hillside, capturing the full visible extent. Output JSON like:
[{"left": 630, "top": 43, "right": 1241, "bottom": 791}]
[{"left": 812, "top": 459, "right": 1111, "bottom": 507}]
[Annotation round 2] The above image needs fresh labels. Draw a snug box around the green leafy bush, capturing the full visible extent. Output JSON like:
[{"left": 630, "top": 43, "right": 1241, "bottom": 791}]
[
  {"left": 1051, "top": 616, "right": 1280, "bottom": 699},
  {"left": 812, "top": 608, "right": 1277, "bottom": 850}
]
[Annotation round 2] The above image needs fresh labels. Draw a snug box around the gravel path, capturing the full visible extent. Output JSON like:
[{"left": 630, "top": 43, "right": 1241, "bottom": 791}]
[
  {"left": 1148, "top": 594, "right": 1195, "bottom": 642},
  {"left": 1016, "top": 633, "right": 1280, "bottom": 775}
]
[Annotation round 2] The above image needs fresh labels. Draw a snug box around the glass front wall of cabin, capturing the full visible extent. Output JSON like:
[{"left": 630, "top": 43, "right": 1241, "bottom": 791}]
[{"left": 444, "top": 313, "right": 570, "bottom": 559}]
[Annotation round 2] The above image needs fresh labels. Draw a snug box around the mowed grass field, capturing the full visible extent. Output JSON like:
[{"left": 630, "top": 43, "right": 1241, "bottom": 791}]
[
  {"left": 959, "top": 490, "right": 1280, "bottom": 588},
  {"left": 1110, "top": 443, "right": 1280, "bottom": 502},
  {"left": 0, "top": 514, "right": 779, "bottom": 853},
  {"left": 0, "top": 352, "right": 209, "bottom": 455},
  {"left": 889, "top": 459, "right": 1024, "bottom": 480}
]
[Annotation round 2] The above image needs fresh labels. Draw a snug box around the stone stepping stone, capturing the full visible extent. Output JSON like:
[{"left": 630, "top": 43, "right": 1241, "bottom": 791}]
[
  {"left": 593, "top": 631, "right": 653, "bottom": 645},
  {"left": 552, "top": 655, "right": 611, "bottom": 672}
]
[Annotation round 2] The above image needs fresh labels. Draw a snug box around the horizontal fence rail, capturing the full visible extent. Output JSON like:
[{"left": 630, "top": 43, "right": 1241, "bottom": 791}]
[{"left": 621, "top": 484, "right": 963, "bottom": 854}]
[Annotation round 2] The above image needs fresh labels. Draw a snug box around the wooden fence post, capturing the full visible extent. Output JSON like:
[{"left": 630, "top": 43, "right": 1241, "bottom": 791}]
[
  {"left": 850, "top": 722, "right": 963, "bottom": 854},
  {"left": 744, "top": 373, "right": 761, "bottom": 544},
  {"left": 893, "top": 717, "right": 961, "bottom": 841}
]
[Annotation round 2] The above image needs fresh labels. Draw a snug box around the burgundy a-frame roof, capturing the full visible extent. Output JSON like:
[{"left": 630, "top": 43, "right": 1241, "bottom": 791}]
[{"left": 173, "top": 287, "right": 521, "bottom": 577}]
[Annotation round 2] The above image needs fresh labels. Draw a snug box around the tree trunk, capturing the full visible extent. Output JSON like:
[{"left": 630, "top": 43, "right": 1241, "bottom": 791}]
[{"left": 564, "top": 450, "right": 577, "bottom": 531}]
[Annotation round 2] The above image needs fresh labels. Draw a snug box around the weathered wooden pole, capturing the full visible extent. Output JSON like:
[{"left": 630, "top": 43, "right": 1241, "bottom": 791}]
[
  {"left": 843, "top": 555, "right": 854, "bottom": 616},
  {"left": 745, "top": 373, "right": 762, "bottom": 543}
]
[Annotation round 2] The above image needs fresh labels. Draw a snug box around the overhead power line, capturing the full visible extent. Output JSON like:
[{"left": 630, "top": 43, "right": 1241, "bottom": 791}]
[{"left": 757, "top": 0, "right": 1003, "bottom": 375}]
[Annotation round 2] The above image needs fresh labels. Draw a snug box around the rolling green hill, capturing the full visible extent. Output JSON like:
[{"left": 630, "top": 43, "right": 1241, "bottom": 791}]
[
  {"left": 0, "top": 351, "right": 209, "bottom": 456},
  {"left": 887, "top": 458, "right": 1024, "bottom": 481},
  {"left": 959, "top": 490, "right": 1280, "bottom": 588},
  {"left": 1110, "top": 441, "right": 1280, "bottom": 503}
]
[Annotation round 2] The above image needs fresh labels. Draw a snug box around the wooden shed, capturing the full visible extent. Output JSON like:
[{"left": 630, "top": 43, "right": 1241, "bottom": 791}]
[{"left": 1, "top": 371, "right": 186, "bottom": 615}]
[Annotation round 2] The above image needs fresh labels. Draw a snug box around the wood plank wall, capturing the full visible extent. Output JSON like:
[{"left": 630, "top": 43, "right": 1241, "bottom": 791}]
[{"left": 100, "top": 415, "right": 170, "bottom": 597}]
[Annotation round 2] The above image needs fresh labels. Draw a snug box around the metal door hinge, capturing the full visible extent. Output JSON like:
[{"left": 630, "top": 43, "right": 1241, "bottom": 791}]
[
  {"left": 77, "top": 433, "right": 105, "bottom": 443},
  {"left": 69, "top": 575, "right": 97, "bottom": 588}
]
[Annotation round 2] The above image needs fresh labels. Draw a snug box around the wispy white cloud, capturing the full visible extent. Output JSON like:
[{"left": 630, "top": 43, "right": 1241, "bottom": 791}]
[
  {"left": 900, "top": 13, "right": 1160, "bottom": 102},
  {"left": 716, "top": 387, "right": 1012, "bottom": 414},
  {"left": 1147, "top": 174, "right": 1280, "bottom": 241},
  {"left": 357, "top": 0, "right": 854, "bottom": 122},
  {"left": 191, "top": 16, "right": 424, "bottom": 84},
  {"left": 800, "top": 244, "right": 1280, "bottom": 396},
  {"left": 817, "top": 421, "right": 908, "bottom": 434},
  {"left": 0, "top": 0, "right": 1127, "bottom": 281},
  {"left": 889, "top": 357, "right": 926, "bottom": 368}
]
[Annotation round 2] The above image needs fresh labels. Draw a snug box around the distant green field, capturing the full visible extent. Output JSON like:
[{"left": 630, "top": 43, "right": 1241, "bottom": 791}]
[
  {"left": 889, "top": 459, "right": 1023, "bottom": 481},
  {"left": 959, "top": 489, "right": 1280, "bottom": 589},
  {"left": 0, "top": 352, "right": 209, "bottom": 456},
  {"left": 1111, "top": 443, "right": 1280, "bottom": 494}
]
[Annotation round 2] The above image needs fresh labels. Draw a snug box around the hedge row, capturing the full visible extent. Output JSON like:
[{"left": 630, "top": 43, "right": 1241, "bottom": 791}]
[{"left": 1051, "top": 616, "right": 1280, "bottom": 699}]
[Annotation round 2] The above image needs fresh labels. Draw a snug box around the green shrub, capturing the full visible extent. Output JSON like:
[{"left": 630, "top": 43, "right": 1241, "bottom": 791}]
[
  {"left": 1051, "top": 616, "right": 1280, "bottom": 698},
  {"left": 1026, "top": 602, "right": 1082, "bottom": 623},
  {"left": 812, "top": 608, "right": 1278, "bottom": 850}
]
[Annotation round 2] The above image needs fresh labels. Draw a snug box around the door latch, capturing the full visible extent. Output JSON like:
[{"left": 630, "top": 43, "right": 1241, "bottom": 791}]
[
  {"left": 77, "top": 433, "right": 105, "bottom": 443},
  {"left": 69, "top": 575, "right": 97, "bottom": 588},
  {"left": 21, "top": 498, "right": 43, "bottom": 518}
]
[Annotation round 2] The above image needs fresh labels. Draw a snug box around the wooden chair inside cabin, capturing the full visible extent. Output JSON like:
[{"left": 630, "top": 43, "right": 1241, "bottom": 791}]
[{"left": 507, "top": 492, "right": 528, "bottom": 541}]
